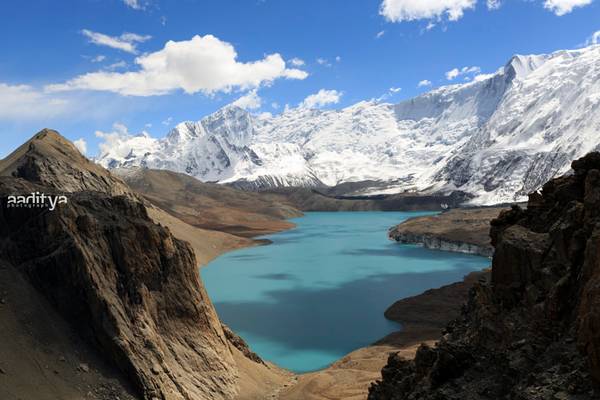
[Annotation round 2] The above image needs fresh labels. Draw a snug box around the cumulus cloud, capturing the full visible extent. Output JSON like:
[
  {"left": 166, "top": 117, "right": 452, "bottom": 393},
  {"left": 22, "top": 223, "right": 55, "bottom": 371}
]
[
  {"left": 81, "top": 29, "right": 151, "bottom": 54},
  {"left": 418, "top": 79, "right": 432, "bottom": 87},
  {"left": 232, "top": 89, "right": 262, "bottom": 110},
  {"left": 543, "top": 0, "right": 593, "bottom": 15},
  {"left": 73, "top": 138, "right": 87, "bottom": 154},
  {"left": 0, "top": 82, "right": 71, "bottom": 120},
  {"left": 300, "top": 89, "right": 342, "bottom": 109},
  {"left": 47, "top": 35, "right": 308, "bottom": 96},
  {"left": 379, "top": 0, "right": 593, "bottom": 22},
  {"left": 376, "top": 30, "right": 386, "bottom": 38},
  {"left": 95, "top": 122, "right": 158, "bottom": 160},
  {"left": 289, "top": 57, "right": 305, "bottom": 66},
  {"left": 379, "top": 0, "right": 477, "bottom": 22},
  {"left": 445, "top": 66, "right": 481, "bottom": 80}
]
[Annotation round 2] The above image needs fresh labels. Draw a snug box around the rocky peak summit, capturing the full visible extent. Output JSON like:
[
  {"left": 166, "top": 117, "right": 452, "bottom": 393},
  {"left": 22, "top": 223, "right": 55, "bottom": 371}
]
[{"left": 1, "top": 129, "right": 134, "bottom": 197}]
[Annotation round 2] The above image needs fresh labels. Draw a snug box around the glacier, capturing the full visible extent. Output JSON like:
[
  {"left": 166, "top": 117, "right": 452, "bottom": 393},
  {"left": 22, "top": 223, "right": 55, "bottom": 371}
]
[{"left": 97, "top": 45, "right": 600, "bottom": 205}]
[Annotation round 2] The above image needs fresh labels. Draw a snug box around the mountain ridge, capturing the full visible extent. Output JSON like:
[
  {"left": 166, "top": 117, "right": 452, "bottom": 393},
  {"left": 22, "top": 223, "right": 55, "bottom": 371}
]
[{"left": 97, "top": 45, "right": 600, "bottom": 204}]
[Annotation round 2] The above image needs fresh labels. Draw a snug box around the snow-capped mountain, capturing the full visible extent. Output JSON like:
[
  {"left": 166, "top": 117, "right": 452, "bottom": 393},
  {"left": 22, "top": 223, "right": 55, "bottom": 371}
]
[{"left": 97, "top": 45, "right": 600, "bottom": 205}]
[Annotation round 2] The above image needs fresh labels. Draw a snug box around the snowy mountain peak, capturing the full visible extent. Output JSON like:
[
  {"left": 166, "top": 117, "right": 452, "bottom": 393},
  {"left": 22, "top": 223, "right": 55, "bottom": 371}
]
[
  {"left": 504, "top": 53, "right": 549, "bottom": 80},
  {"left": 97, "top": 45, "right": 600, "bottom": 205}
]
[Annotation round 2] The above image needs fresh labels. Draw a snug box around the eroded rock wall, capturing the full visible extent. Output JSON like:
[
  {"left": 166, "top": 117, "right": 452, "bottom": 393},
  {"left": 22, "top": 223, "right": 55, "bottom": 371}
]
[{"left": 369, "top": 152, "right": 600, "bottom": 399}]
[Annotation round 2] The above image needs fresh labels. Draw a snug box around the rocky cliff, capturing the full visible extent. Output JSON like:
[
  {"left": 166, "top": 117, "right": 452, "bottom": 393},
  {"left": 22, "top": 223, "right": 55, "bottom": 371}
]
[
  {"left": 388, "top": 208, "right": 506, "bottom": 257},
  {"left": 0, "top": 130, "right": 247, "bottom": 399},
  {"left": 369, "top": 152, "right": 600, "bottom": 399}
]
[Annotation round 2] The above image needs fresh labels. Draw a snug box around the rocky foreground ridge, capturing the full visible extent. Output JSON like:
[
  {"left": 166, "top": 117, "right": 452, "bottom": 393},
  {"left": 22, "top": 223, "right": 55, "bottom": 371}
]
[
  {"left": 369, "top": 152, "right": 600, "bottom": 399},
  {"left": 0, "top": 130, "right": 274, "bottom": 400}
]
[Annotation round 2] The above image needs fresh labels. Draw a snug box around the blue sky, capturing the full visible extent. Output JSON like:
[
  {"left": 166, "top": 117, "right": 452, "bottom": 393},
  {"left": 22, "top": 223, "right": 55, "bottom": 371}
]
[{"left": 0, "top": 0, "right": 599, "bottom": 158}]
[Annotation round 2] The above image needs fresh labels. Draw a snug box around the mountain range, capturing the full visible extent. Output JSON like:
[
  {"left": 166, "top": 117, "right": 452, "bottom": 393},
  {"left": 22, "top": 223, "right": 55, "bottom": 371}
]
[{"left": 97, "top": 45, "right": 600, "bottom": 205}]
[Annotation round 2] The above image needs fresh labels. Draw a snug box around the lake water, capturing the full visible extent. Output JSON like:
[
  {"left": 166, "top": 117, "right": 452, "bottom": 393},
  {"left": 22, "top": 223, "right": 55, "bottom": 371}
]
[{"left": 201, "top": 211, "right": 490, "bottom": 373}]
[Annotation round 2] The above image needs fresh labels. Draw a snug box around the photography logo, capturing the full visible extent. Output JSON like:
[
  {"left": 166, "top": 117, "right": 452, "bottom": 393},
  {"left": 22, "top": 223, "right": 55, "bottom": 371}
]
[{"left": 6, "top": 192, "right": 68, "bottom": 211}]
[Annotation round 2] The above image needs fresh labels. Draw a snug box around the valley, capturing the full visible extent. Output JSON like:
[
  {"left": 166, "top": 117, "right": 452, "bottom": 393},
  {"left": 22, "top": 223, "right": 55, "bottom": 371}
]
[
  {"left": 3, "top": 2, "right": 600, "bottom": 399},
  {"left": 0, "top": 130, "right": 501, "bottom": 400}
]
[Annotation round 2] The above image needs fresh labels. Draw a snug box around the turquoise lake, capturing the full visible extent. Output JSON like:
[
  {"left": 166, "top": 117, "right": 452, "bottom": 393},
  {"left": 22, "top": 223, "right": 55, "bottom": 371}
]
[{"left": 201, "top": 212, "right": 490, "bottom": 373}]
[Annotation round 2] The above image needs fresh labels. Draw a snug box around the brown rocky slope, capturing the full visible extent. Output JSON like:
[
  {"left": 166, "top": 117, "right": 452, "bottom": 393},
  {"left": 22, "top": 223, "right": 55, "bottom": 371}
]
[
  {"left": 116, "top": 167, "right": 301, "bottom": 237},
  {"left": 0, "top": 178, "right": 239, "bottom": 400},
  {"left": 368, "top": 152, "right": 600, "bottom": 399},
  {"left": 0, "top": 130, "right": 291, "bottom": 399}
]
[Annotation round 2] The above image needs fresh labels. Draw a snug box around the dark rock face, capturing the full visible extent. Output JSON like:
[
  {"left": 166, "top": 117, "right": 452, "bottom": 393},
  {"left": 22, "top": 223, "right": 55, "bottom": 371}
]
[
  {"left": 0, "top": 178, "right": 237, "bottom": 400},
  {"left": 0, "top": 130, "right": 244, "bottom": 399},
  {"left": 369, "top": 152, "right": 600, "bottom": 399},
  {"left": 0, "top": 177, "right": 238, "bottom": 399}
]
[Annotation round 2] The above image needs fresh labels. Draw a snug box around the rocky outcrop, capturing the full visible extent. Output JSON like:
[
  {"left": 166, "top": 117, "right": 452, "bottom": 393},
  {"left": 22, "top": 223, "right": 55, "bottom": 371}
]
[
  {"left": 0, "top": 178, "right": 237, "bottom": 400},
  {"left": 369, "top": 152, "right": 600, "bottom": 399},
  {"left": 0, "top": 130, "right": 246, "bottom": 399},
  {"left": 388, "top": 208, "right": 505, "bottom": 257},
  {"left": 0, "top": 129, "right": 134, "bottom": 198},
  {"left": 390, "top": 232, "right": 492, "bottom": 257}
]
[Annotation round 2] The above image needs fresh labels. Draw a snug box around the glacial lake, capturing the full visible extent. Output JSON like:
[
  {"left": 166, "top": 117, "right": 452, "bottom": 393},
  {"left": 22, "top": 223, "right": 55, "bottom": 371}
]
[{"left": 201, "top": 212, "right": 490, "bottom": 373}]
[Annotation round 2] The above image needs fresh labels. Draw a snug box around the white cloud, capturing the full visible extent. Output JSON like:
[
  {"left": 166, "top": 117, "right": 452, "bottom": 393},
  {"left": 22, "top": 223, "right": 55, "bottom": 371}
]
[
  {"left": 95, "top": 123, "right": 157, "bottom": 159},
  {"left": 380, "top": 0, "right": 477, "bottom": 22},
  {"left": 271, "top": 102, "right": 280, "bottom": 109},
  {"left": 162, "top": 117, "right": 173, "bottom": 126},
  {"left": 316, "top": 57, "right": 332, "bottom": 67},
  {"left": 376, "top": 30, "right": 386, "bottom": 38},
  {"left": 585, "top": 30, "right": 600, "bottom": 45},
  {"left": 543, "top": 0, "right": 593, "bottom": 15},
  {"left": 81, "top": 29, "right": 151, "bottom": 54},
  {"left": 418, "top": 79, "right": 432, "bottom": 87},
  {"left": 445, "top": 65, "right": 481, "bottom": 80},
  {"left": 290, "top": 57, "right": 305, "bottom": 66},
  {"left": 377, "top": 87, "right": 402, "bottom": 102},
  {"left": 300, "top": 89, "right": 342, "bottom": 109},
  {"left": 446, "top": 68, "right": 460, "bottom": 80},
  {"left": 91, "top": 55, "right": 106, "bottom": 63},
  {"left": 47, "top": 35, "right": 308, "bottom": 97},
  {"left": 104, "top": 61, "right": 128, "bottom": 70},
  {"left": 487, "top": 0, "right": 502, "bottom": 9},
  {"left": 0, "top": 83, "right": 71, "bottom": 120},
  {"left": 232, "top": 89, "right": 262, "bottom": 110},
  {"left": 73, "top": 138, "right": 87, "bottom": 154},
  {"left": 123, "top": 0, "right": 144, "bottom": 10},
  {"left": 335, "top": 56, "right": 342, "bottom": 63}
]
